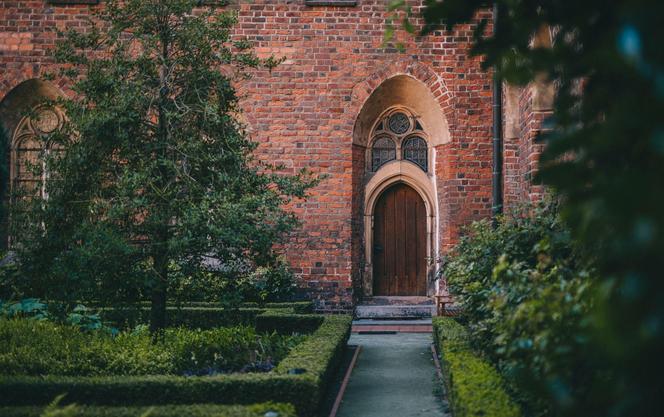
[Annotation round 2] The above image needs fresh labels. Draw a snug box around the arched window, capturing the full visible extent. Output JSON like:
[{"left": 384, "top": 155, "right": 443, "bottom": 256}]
[
  {"left": 371, "top": 137, "right": 396, "bottom": 171},
  {"left": 369, "top": 108, "right": 428, "bottom": 173},
  {"left": 11, "top": 105, "right": 64, "bottom": 200},
  {"left": 402, "top": 136, "right": 428, "bottom": 171}
]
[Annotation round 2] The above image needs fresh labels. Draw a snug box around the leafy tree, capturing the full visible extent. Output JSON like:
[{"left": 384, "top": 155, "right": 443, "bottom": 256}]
[
  {"left": 391, "top": 0, "right": 664, "bottom": 415},
  {"left": 11, "top": 0, "right": 315, "bottom": 332}
]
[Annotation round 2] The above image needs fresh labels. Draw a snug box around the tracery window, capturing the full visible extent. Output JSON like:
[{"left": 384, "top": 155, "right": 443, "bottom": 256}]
[
  {"left": 11, "top": 105, "right": 64, "bottom": 200},
  {"left": 402, "top": 136, "right": 428, "bottom": 171},
  {"left": 369, "top": 109, "right": 428, "bottom": 172},
  {"left": 371, "top": 137, "right": 396, "bottom": 171}
]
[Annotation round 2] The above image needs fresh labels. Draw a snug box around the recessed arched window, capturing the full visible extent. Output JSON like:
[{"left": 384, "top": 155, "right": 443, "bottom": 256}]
[
  {"left": 11, "top": 105, "right": 64, "bottom": 200},
  {"left": 402, "top": 136, "right": 428, "bottom": 171},
  {"left": 369, "top": 108, "right": 428, "bottom": 173},
  {"left": 371, "top": 137, "right": 396, "bottom": 171}
]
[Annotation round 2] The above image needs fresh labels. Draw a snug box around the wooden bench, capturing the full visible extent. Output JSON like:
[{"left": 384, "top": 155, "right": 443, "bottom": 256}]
[{"left": 434, "top": 294, "right": 454, "bottom": 316}]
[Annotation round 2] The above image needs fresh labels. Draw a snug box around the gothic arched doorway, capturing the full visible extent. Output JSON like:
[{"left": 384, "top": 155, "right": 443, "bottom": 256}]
[{"left": 372, "top": 182, "right": 427, "bottom": 296}]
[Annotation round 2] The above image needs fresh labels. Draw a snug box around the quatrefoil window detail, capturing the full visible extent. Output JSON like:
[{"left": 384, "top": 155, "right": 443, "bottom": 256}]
[{"left": 388, "top": 112, "right": 411, "bottom": 134}]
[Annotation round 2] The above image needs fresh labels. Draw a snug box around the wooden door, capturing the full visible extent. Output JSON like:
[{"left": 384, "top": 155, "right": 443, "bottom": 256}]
[{"left": 373, "top": 183, "right": 427, "bottom": 296}]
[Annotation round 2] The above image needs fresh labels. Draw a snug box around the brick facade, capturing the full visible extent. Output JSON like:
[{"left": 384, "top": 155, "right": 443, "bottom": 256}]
[{"left": 0, "top": 1, "right": 544, "bottom": 310}]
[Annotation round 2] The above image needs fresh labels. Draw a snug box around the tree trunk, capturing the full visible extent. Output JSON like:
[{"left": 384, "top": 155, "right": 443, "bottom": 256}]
[
  {"left": 149, "top": 12, "right": 171, "bottom": 337},
  {"left": 149, "top": 250, "right": 169, "bottom": 335}
]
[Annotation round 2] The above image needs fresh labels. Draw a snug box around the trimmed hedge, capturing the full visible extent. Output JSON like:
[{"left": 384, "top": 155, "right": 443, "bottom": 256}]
[
  {"left": 255, "top": 310, "right": 324, "bottom": 335},
  {"left": 244, "top": 302, "right": 314, "bottom": 314},
  {"left": 433, "top": 317, "right": 521, "bottom": 417},
  {"left": 100, "top": 301, "right": 315, "bottom": 329},
  {"left": 0, "top": 403, "right": 296, "bottom": 417},
  {"left": 275, "top": 315, "right": 351, "bottom": 406},
  {"left": 0, "top": 315, "right": 352, "bottom": 417},
  {"left": 100, "top": 307, "right": 268, "bottom": 329}
]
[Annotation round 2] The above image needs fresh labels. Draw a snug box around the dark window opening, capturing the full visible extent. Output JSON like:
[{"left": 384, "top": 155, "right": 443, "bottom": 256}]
[
  {"left": 371, "top": 137, "right": 396, "bottom": 171},
  {"left": 402, "top": 136, "right": 428, "bottom": 171}
]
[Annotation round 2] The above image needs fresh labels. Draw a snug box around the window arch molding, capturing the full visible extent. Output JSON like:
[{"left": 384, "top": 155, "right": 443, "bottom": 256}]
[{"left": 366, "top": 106, "right": 430, "bottom": 173}]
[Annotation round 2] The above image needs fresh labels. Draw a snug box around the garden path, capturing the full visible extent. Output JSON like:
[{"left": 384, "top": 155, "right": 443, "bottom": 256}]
[{"left": 336, "top": 332, "right": 451, "bottom": 417}]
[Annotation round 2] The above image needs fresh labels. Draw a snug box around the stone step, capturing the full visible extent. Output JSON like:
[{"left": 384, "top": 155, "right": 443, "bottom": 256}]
[
  {"left": 351, "top": 318, "right": 433, "bottom": 333},
  {"left": 354, "top": 304, "right": 435, "bottom": 319},
  {"left": 353, "top": 318, "right": 432, "bottom": 326}
]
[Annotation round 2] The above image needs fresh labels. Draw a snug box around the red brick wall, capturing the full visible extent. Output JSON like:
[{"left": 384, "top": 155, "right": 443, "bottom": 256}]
[{"left": 0, "top": 0, "right": 516, "bottom": 309}]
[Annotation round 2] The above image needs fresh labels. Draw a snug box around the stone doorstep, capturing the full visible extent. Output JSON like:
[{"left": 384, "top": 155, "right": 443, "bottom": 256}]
[
  {"left": 360, "top": 296, "right": 434, "bottom": 306},
  {"left": 353, "top": 318, "right": 433, "bottom": 325},
  {"left": 351, "top": 318, "right": 433, "bottom": 334},
  {"left": 351, "top": 325, "right": 433, "bottom": 333}
]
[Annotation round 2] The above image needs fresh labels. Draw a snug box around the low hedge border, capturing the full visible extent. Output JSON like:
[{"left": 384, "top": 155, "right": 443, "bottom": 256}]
[
  {"left": 255, "top": 310, "right": 324, "bottom": 334},
  {"left": 100, "top": 307, "right": 272, "bottom": 329},
  {"left": 100, "top": 302, "right": 314, "bottom": 329},
  {"left": 0, "top": 315, "right": 352, "bottom": 417},
  {"left": 99, "top": 300, "right": 313, "bottom": 312},
  {"left": 242, "top": 302, "right": 314, "bottom": 314},
  {"left": 0, "top": 402, "right": 296, "bottom": 417},
  {"left": 433, "top": 317, "right": 521, "bottom": 417}
]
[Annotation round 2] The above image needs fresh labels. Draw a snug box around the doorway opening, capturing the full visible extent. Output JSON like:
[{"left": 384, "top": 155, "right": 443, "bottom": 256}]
[{"left": 372, "top": 183, "right": 427, "bottom": 296}]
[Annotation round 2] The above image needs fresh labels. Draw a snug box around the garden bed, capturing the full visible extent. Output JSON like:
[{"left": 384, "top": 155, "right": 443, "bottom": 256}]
[
  {"left": 433, "top": 317, "right": 521, "bottom": 417},
  {"left": 0, "top": 313, "right": 351, "bottom": 417},
  {"left": 0, "top": 319, "right": 303, "bottom": 376}
]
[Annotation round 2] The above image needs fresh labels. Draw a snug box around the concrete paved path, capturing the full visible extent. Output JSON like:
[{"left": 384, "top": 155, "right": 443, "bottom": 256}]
[{"left": 336, "top": 333, "right": 451, "bottom": 417}]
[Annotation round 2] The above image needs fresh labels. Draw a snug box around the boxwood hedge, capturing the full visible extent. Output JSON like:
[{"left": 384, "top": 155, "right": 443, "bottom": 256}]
[
  {"left": 433, "top": 317, "right": 521, "bottom": 417},
  {"left": 100, "top": 301, "right": 315, "bottom": 329},
  {"left": 0, "top": 402, "right": 296, "bottom": 417},
  {"left": 100, "top": 307, "right": 267, "bottom": 329},
  {"left": 255, "top": 310, "right": 324, "bottom": 335},
  {"left": 0, "top": 315, "right": 351, "bottom": 417}
]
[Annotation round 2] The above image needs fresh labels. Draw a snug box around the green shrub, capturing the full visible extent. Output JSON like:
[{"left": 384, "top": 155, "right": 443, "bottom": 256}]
[
  {"left": 0, "top": 319, "right": 303, "bottom": 376},
  {"left": 0, "top": 315, "right": 352, "bottom": 417},
  {"left": 255, "top": 311, "right": 323, "bottom": 335},
  {"left": 0, "top": 402, "right": 296, "bottom": 417},
  {"left": 100, "top": 307, "right": 267, "bottom": 330},
  {"left": 433, "top": 317, "right": 521, "bottom": 417},
  {"left": 99, "top": 302, "right": 314, "bottom": 329},
  {"left": 246, "top": 302, "right": 314, "bottom": 314},
  {"left": 275, "top": 315, "right": 352, "bottom": 399},
  {"left": 0, "top": 299, "right": 116, "bottom": 334},
  {"left": 443, "top": 201, "right": 598, "bottom": 416}
]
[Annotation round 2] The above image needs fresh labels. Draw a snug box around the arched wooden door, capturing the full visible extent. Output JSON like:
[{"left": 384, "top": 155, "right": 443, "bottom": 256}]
[{"left": 373, "top": 183, "right": 427, "bottom": 296}]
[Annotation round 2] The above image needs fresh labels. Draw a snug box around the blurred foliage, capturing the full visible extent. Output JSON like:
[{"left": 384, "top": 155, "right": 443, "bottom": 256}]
[
  {"left": 9, "top": 0, "right": 315, "bottom": 332},
  {"left": 444, "top": 202, "right": 600, "bottom": 416},
  {"left": 0, "top": 318, "right": 303, "bottom": 377},
  {"left": 388, "top": 0, "right": 664, "bottom": 415}
]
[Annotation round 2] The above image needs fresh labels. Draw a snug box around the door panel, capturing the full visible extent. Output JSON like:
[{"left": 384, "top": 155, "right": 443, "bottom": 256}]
[{"left": 373, "top": 183, "right": 427, "bottom": 296}]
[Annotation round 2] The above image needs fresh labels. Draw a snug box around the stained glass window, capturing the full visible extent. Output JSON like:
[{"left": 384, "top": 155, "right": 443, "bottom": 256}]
[
  {"left": 388, "top": 112, "right": 410, "bottom": 134},
  {"left": 371, "top": 137, "right": 396, "bottom": 171},
  {"left": 402, "top": 136, "right": 428, "bottom": 171}
]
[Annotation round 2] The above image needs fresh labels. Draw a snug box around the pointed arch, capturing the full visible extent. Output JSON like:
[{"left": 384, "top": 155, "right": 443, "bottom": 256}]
[
  {"left": 350, "top": 64, "right": 452, "bottom": 297},
  {"left": 0, "top": 79, "right": 65, "bottom": 247}
]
